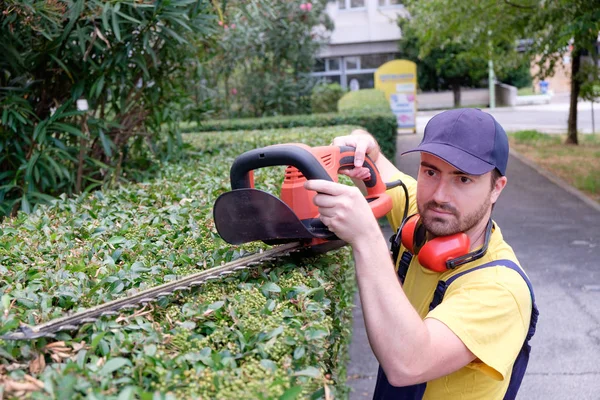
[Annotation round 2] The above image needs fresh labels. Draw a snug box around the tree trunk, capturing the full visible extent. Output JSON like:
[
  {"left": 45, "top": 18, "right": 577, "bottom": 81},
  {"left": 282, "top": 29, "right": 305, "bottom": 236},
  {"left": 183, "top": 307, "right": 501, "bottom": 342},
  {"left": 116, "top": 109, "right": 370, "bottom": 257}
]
[
  {"left": 566, "top": 45, "right": 581, "bottom": 145},
  {"left": 451, "top": 82, "right": 462, "bottom": 108}
]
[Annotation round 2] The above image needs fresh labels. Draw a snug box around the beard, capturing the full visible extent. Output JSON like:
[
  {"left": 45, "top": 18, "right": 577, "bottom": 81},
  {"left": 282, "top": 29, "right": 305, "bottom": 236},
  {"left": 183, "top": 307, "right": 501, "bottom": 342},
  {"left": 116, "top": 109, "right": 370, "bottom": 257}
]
[{"left": 417, "top": 196, "right": 491, "bottom": 237}]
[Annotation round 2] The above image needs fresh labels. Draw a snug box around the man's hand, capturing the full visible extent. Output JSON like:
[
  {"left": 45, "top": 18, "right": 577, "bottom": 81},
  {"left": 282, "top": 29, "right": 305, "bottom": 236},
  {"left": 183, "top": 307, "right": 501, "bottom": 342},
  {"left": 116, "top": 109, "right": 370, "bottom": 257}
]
[
  {"left": 332, "top": 129, "right": 381, "bottom": 181},
  {"left": 304, "top": 179, "right": 380, "bottom": 246}
]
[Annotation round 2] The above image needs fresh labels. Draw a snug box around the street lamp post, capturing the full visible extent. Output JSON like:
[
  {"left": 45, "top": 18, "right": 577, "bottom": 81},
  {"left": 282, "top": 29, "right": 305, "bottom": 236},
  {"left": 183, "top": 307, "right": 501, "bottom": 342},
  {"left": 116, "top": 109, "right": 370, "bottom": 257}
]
[
  {"left": 488, "top": 30, "right": 495, "bottom": 109},
  {"left": 489, "top": 59, "right": 495, "bottom": 109}
]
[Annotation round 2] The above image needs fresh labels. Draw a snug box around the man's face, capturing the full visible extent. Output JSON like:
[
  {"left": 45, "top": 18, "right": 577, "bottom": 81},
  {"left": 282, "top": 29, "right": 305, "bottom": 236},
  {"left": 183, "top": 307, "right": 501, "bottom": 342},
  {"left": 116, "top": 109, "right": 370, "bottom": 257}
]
[{"left": 416, "top": 153, "right": 505, "bottom": 237}]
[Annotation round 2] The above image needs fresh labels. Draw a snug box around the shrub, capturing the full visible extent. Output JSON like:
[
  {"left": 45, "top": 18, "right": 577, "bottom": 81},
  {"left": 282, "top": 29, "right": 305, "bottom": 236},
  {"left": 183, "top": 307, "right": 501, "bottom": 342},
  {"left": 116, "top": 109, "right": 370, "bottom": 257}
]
[
  {"left": 184, "top": 111, "right": 398, "bottom": 161},
  {"left": 498, "top": 62, "right": 533, "bottom": 89},
  {"left": 311, "top": 83, "right": 347, "bottom": 113},
  {"left": 0, "top": 126, "right": 357, "bottom": 399},
  {"left": 338, "top": 89, "right": 392, "bottom": 113},
  {"left": 0, "top": 1, "right": 215, "bottom": 218}
]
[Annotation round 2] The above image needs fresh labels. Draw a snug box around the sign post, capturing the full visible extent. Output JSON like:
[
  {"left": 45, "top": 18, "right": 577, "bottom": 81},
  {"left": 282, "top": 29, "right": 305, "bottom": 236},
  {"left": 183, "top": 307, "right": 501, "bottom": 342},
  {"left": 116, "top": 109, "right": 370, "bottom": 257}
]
[{"left": 374, "top": 60, "right": 417, "bottom": 133}]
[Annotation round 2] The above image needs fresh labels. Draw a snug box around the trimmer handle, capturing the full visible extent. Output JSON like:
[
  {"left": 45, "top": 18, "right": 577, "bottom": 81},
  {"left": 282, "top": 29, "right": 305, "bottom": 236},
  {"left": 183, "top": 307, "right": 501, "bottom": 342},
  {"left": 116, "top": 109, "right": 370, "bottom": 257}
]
[
  {"left": 230, "top": 144, "right": 333, "bottom": 187},
  {"left": 229, "top": 143, "right": 392, "bottom": 219}
]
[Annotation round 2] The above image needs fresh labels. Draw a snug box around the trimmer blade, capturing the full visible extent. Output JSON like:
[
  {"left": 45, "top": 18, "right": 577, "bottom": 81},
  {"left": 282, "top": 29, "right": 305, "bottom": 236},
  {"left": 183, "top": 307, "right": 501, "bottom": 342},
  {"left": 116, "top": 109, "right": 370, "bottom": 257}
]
[{"left": 214, "top": 189, "right": 328, "bottom": 245}]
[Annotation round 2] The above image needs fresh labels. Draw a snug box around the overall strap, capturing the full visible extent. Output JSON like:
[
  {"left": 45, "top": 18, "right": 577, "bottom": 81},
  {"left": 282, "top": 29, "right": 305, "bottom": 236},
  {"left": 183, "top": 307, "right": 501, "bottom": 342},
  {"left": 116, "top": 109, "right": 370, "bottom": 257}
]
[
  {"left": 428, "top": 259, "right": 539, "bottom": 400},
  {"left": 430, "top": 259, "right": 536, "bottom": 310},
  {"left": 397, "top": 251, "right": 413, "bottom": 285}
]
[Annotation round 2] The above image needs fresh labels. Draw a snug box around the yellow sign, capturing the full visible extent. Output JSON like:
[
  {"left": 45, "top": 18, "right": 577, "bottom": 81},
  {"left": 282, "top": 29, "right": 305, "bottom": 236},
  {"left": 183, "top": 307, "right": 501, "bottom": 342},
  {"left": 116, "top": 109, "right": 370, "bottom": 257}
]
[{"left": 375, "top": 60, "right": 417, "bottom": 131}]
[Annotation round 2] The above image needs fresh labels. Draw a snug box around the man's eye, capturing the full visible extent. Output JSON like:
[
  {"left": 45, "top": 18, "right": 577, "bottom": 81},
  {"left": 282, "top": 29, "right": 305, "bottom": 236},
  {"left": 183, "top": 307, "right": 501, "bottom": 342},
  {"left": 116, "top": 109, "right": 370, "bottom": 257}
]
[
  {"left": 425, "top": 169, "right": 436, "bottom": 176},
  {"left": 460, "top": 176, "right": 471, "bottom": 183}
]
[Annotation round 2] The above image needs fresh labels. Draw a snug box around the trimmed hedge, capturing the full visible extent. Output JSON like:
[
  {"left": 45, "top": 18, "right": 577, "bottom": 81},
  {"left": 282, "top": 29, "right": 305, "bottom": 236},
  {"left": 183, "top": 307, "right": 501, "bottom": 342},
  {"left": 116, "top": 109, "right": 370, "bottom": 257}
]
[
  {"left": 183, "top": 111, "right": 397, "bottom": 161},
  {"left": 0, "top": 126, "right": 359, "bottom": 399},
  {"left": 338, "top": 89, "right": 391, "bottom": 113}
]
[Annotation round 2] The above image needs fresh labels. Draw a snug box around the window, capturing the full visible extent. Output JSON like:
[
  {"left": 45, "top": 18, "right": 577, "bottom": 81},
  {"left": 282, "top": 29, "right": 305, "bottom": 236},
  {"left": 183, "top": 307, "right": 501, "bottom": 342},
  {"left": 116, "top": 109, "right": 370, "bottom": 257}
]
[
  {"left": 347, "top": 74, "right": 374, "bottom": 90},
  {"left": 327, "top": 58, "right": 341, "bottom": 72},
  {"left": 337, "top": 0, "right": 365, "bottom": 9},
  {"left": 345, "top": 56, "right": 360, "bottom": 71},
  {"left": 361, "top": 53, "right": 398, "bottom": 69},
  {"left": 378, "top": 0, "right": 402, "bottom": 6},
  {"left": 311, "top": 54, "right": 395, "bottom": 89},
  {"left": 313, "top": 58, "right": 326, "bottom": 73}
]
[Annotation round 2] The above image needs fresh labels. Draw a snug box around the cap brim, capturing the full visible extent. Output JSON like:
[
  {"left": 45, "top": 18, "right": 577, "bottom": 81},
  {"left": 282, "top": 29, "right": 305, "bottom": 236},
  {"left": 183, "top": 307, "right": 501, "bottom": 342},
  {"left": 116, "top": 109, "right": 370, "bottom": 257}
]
[{"left": 401, "top": 143, "right": 495, "bottom": 175}]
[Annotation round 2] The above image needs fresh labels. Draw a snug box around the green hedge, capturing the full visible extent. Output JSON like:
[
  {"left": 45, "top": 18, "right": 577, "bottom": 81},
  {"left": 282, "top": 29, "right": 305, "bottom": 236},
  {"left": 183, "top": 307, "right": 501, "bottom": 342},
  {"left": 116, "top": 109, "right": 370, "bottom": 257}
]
[
  {"left": 183, "top": 110, "right": 398, "bottom": 161},
  {"left": 338, "top": 89, "right": 391, "bottom": 113},
  {"left": 0, "top": 126, "right": 359, "bottom": 399}
]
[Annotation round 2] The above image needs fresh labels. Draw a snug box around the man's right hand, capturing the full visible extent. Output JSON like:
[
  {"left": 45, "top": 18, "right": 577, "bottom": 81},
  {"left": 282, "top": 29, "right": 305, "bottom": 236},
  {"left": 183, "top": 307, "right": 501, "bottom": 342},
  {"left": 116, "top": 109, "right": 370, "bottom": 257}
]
[{"left": 332, "top": 129, "right": 381, "bottom": 181}]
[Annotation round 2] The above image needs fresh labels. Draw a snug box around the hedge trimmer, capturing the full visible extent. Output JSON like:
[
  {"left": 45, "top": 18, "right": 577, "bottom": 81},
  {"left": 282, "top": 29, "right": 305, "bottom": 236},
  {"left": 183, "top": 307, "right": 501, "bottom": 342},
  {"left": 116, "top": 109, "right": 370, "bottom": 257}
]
[{"left": 2, "top": 144, "right": 393, "bottom": 340}]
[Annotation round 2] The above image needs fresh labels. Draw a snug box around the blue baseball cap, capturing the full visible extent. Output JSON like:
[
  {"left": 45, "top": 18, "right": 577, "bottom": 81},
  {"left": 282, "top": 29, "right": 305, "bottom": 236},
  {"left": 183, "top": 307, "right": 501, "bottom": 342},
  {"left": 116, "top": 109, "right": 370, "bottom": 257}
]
[{"left": 402, "top": 108, "right": 509, "bottom": 176}]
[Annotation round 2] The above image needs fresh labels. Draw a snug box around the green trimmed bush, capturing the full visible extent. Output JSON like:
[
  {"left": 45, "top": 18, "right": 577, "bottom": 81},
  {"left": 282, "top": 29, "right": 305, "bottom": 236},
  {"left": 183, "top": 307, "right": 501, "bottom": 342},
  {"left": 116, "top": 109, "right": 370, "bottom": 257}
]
[
  {"left": 311, "top": 83, "right": 347, "bottom": 113},
  {"left": 183, "top": 111, "right": 398, "bottom": 161},
  {"left": 0, "top": 126, "right": 358, "bottom": 399},
  {"left": 338, "top": 89, "right": 391, "bottom": 113}
]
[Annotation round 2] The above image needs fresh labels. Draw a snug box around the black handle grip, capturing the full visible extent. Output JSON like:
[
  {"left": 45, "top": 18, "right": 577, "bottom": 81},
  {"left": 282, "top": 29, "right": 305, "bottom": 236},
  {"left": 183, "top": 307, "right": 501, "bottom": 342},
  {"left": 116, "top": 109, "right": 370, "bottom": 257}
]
[
  {"left": 337, "top": 145, "right": 379, "bottom": 189},
  {"left": 230, "top": 145, "right": 333, "bottom": 189}
]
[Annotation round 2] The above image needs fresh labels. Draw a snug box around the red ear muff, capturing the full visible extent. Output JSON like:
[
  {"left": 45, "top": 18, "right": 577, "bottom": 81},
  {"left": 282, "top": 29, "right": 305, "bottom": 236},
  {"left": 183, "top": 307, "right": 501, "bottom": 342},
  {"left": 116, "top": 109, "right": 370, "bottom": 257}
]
[
  {"left": 418, "top": 234, "right": 471, "bottom": 272},
  {"left": 395, "top": 215, "right": 491, "bottom": 273},
  {"left": 400, "top": 214, "right": 420, "bottom": 253}
]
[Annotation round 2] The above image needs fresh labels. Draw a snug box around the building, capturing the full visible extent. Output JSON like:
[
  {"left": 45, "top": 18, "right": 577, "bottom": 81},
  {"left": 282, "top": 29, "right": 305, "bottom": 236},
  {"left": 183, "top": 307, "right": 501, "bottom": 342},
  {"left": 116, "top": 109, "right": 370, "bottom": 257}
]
[{"left": 312, "top": 0, "right": 408, "bottom": 90}]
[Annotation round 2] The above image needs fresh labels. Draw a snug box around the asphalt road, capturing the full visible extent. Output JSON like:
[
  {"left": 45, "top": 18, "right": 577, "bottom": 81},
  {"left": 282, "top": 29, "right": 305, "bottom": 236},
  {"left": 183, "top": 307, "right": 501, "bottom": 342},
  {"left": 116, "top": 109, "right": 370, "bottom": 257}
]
[{"left": 417, "top": 100, "right": 600, "bottom": 135}]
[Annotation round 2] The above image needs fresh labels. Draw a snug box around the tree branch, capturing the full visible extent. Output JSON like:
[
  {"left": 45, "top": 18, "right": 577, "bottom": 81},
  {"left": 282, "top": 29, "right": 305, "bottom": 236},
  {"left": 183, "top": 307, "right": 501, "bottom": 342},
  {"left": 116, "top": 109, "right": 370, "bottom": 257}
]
[{"left": 503, "top": 0, "right": 535, "bottom": 10}]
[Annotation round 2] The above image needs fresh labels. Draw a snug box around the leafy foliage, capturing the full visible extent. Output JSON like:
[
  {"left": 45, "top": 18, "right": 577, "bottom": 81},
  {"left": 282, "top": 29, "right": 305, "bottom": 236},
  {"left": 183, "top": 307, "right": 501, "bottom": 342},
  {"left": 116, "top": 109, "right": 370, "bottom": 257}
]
[
  {"left": 397, "top": 16, "right": 513, "bottom": 107},
  {"left": 205, "top": 0, "right": 334, "bottom": 118},
  {"left": 0, "top": 0, "right": 216, "bottom": 218},
  {"left": 499, "top": 62, "right": 533, "bottom": 90},
  {"left": 0, "top": 126, "right": 358, "bottom": 399},
  {"left": 311, "top": 83, "right": 347, "bottom": 113},
  {"left": 402, "top": 0, "right": 600, "bottom": 143},
  {"left": 398, "top": 18, "right": 489, "bottom": 92},
  {"left": 337, "top": 89, "right": 391, "bottom": 114},
  {"left": 183, "top": 111, "right": 398, "bottom": 160}
]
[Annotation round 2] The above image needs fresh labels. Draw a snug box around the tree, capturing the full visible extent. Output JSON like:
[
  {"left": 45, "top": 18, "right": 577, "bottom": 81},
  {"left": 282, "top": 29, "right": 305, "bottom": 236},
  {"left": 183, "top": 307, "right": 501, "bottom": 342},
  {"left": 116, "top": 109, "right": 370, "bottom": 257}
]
[
  {"left": 398, "top": 18, "right": 488, "bottom": 107},
  {"left": 403, "top": 0, "right": 600, "bottom": 145},
  {"left": 531, "top": 0, "right": 600, "bottom": 144},
  {"left": 0, "top": 0, "right": 216, "bottom": 217},
  {"left": 206, "top": 0, "right": 333, "bottom": 118}
]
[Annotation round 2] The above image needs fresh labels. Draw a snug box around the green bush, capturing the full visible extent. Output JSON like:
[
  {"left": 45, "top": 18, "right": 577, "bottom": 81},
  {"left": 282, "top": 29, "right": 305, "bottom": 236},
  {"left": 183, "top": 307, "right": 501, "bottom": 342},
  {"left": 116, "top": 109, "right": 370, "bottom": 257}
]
[
  {"left": 0, "top": 126, "right": 358, "bottom": 399},
  {"left": 0, "top": 0, "right": 215, "bottom": 219},
  {"left": 498, "top": 62, "right": 533, "bottom": 89},
  {"left": 184, "top": 111, "right": 398, "bottom": 161},
  {"left": 311, "top": 83, "right": 347, "bottom": 113},
  {"left": 338, "top": 89, "right": 391, "bottom": 113}
]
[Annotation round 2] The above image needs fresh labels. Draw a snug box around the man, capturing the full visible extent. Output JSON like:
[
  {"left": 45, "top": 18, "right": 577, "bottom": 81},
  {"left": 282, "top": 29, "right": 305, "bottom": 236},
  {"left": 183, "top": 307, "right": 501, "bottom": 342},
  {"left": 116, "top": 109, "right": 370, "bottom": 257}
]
[{"left": 304, "top": 108, "right": 537, "bottom": 399}]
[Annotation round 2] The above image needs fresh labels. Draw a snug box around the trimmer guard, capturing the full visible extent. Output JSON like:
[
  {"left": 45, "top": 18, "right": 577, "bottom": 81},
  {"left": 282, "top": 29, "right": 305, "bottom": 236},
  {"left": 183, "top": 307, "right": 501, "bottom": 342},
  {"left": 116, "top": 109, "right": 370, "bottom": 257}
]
[{"left": 213, "top": 188, "right": 337, "bottom": 245}]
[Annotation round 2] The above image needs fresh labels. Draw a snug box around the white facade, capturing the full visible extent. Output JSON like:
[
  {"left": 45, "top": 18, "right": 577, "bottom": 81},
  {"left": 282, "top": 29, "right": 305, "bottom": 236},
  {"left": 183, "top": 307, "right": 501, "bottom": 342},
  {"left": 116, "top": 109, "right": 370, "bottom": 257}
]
[{"left": 313, "top": 0, "right": 408, "bottom": 89}]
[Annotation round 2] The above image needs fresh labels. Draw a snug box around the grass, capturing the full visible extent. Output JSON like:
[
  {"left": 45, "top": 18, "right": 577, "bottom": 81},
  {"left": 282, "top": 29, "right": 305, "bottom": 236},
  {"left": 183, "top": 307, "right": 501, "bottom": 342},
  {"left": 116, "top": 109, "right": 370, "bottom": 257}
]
[{"left": 508, "top": 130, "right": 600, "bottom": 203}]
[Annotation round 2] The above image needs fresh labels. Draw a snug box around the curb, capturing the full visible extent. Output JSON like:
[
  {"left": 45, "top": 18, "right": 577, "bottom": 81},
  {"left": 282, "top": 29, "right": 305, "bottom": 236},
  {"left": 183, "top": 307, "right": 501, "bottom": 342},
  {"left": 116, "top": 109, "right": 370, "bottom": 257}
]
[{"left": 508, "top": 148, "right": 600, "bottom": 213}]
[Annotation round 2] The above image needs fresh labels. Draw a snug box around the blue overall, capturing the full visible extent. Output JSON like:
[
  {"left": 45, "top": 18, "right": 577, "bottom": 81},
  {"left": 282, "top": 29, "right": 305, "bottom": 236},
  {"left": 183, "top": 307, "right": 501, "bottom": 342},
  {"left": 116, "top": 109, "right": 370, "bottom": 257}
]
[{"left": 372, "top": 254, "right": 539, "bottom": 400}]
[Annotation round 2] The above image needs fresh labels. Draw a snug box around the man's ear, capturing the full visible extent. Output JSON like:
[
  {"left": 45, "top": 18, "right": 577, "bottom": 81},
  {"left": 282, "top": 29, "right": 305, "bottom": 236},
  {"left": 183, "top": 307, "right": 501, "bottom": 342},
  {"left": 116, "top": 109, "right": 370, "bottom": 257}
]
[{"left": 491, "top": 176, "right": 507, "bottom": 204}]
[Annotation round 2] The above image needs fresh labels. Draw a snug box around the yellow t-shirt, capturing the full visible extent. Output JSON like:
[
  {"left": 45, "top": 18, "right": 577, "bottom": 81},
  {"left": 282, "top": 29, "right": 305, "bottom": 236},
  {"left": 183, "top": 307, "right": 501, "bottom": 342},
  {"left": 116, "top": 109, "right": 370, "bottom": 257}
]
[{"left": 385, "top": 172, "right": 532, "bottom": 400}]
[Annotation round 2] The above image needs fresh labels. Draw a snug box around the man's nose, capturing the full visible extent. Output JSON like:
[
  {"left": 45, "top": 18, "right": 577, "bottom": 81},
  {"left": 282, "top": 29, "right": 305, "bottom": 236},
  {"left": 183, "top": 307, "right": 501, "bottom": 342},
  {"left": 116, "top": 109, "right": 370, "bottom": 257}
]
[{"left": 431, "top": 179, "right": 451, "bottom": 204}]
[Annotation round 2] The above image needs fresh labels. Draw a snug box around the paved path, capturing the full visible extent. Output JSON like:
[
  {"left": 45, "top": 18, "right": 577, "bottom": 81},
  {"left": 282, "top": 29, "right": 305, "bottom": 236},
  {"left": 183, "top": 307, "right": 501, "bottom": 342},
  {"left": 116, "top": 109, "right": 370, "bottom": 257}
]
[
  {"left": 347, "top": 129, "right": 600, "bottom": 399},
  {"left": 417, "top": 100, "right": 599, "bottom": 134}
]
